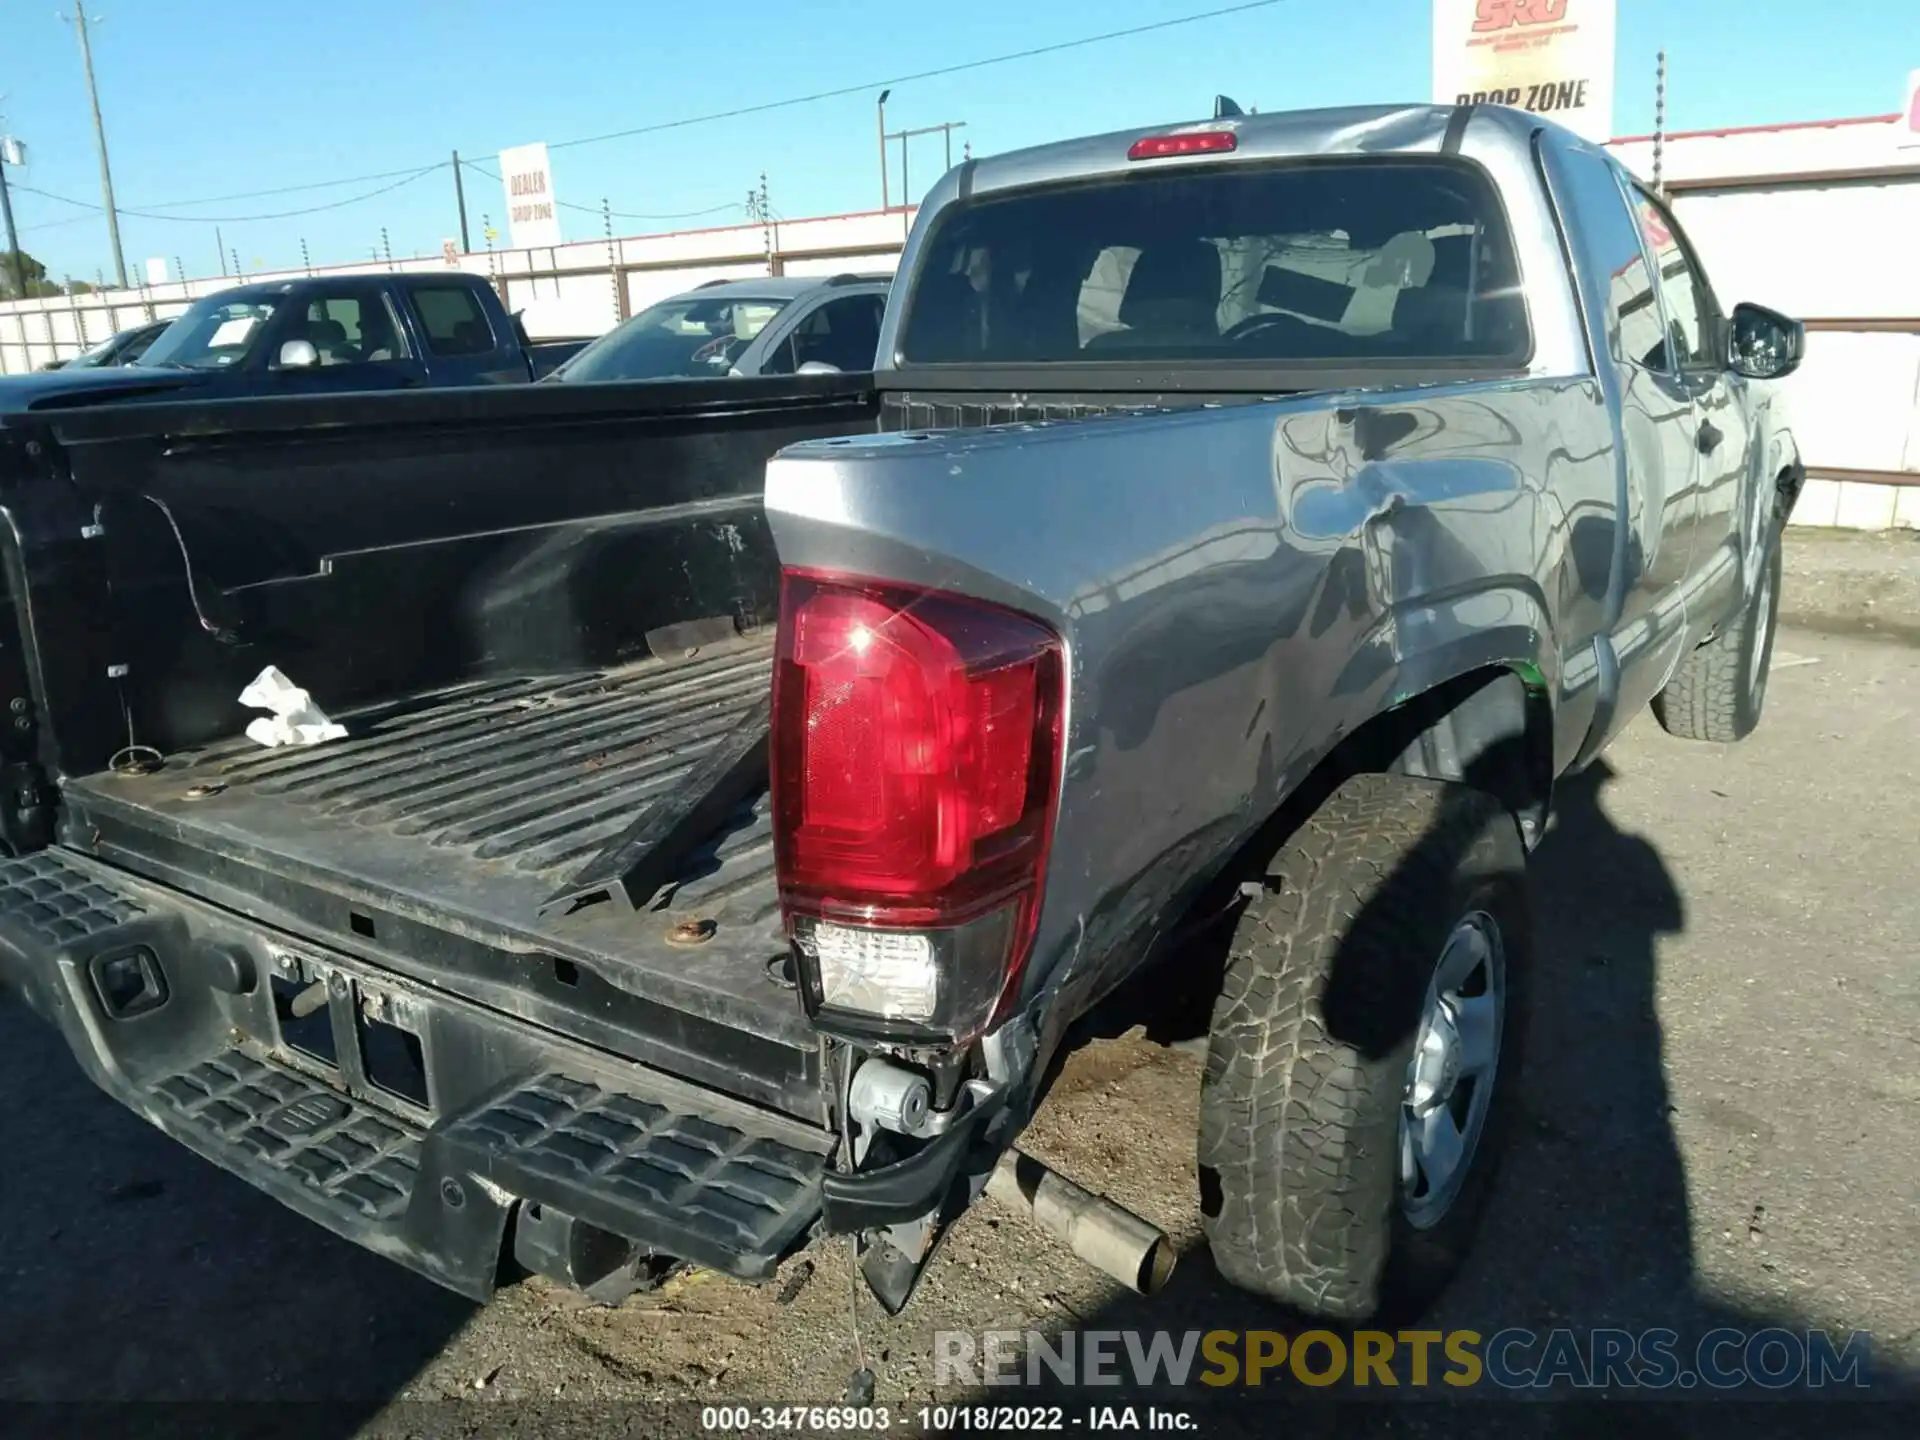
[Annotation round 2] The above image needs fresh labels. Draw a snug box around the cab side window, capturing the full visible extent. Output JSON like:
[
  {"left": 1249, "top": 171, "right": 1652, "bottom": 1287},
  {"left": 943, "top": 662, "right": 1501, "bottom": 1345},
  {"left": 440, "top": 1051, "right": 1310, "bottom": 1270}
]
[
  {"left": 409, "top": 284, "right": 498, "bottom": 357},
  {"left": 287, "top": 292, "right": 411, "bottom": 366},
  {"left": 763, "top": 294, "right": 885, "bottom": 374},
  {"left": 1631, "top": 187, "right": 1722, "bottom": 371}
]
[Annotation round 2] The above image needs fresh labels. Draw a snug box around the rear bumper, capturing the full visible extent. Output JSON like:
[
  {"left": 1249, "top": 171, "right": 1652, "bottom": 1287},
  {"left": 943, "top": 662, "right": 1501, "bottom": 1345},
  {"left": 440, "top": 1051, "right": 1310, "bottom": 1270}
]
[{"left": 0, "top": 848, "right": 833, "bottom": 1302}]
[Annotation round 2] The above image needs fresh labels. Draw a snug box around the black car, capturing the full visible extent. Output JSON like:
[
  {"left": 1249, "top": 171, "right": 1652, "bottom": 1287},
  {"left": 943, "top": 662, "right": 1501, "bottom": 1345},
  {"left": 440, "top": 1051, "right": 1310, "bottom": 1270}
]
[
  {"left": 4, "top": 274, "right": 585, "bottom": 410},
  {"left": 55, "top": 318, "right": 174, "bottom": 370}
]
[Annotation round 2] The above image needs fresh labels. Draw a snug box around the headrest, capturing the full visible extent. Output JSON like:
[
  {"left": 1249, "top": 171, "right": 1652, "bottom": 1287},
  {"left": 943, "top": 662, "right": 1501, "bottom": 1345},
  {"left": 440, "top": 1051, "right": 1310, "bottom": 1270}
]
[{"left": 1118, "top": 241, "right": 1222, "bottom": 328}]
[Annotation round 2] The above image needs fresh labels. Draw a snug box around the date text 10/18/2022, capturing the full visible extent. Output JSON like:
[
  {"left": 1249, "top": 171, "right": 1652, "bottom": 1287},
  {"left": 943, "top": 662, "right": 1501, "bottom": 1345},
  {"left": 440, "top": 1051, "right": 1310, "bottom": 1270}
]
[{"left": 701, "top": 1406, "right": 1193, "bottom": 1432}]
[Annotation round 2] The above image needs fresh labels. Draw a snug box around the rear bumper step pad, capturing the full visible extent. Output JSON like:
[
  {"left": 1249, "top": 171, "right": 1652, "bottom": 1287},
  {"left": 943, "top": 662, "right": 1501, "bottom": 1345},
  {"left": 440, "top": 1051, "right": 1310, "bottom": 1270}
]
[
  {"left": 0, "top": 848, "right": 829, "bottom": 1301},
  {"left": 441, "top": 1072, "right": 820, "bottom": 1280},
  {"left": 153, "top": 1051, "right": 425, "bottom": 1223}
]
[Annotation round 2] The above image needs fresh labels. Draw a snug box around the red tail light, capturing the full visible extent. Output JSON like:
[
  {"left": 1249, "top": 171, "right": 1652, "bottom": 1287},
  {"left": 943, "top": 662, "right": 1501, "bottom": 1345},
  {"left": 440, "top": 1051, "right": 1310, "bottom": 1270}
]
[
  {"left": 1127, "top": 131, "right": 1238, "bottom": 161},
  {"left": 771, "top": 570, "right": 1065, "bottom": 1040}
]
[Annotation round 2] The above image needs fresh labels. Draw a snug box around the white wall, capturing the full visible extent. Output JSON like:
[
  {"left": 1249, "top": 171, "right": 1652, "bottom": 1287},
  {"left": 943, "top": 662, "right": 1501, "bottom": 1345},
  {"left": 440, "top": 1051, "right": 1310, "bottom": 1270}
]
[
  {"left": 1667, "top": 182, "right": 1920, "bottom": 318},
  {"left": 1611, "top": 115, "right": 1920, "bottom": 529},
  {"left": 0, "top": 205, "right": 916, "bottom": 372}
]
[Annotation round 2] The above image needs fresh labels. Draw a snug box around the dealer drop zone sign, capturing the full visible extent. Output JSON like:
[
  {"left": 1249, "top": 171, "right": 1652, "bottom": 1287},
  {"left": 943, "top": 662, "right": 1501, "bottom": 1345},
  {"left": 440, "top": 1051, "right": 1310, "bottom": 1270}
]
[
  {"left": 1433, "top": 0, "right": 1618, "bottom": 144},
  {"left": 498, "top": 141, "right": 564, "bottom": 251}
]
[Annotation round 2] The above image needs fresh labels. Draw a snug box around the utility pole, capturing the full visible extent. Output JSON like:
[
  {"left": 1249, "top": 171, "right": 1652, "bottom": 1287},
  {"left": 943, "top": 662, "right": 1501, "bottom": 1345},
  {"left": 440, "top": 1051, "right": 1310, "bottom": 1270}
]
[
  {"left": 451, "top": 150, "right": 471, "bottom": 252},
  {"left": 0, "top": 127, "right": 25, "bottom": 300},
  {"left": 216, "top": 226, "right": 228, "bottom": 276},
  {"left": 877, "top": 90, "right": 891, "bottom": 210},
  {"left": 66, "top": 3, "right": 128, "bottom": 289}
]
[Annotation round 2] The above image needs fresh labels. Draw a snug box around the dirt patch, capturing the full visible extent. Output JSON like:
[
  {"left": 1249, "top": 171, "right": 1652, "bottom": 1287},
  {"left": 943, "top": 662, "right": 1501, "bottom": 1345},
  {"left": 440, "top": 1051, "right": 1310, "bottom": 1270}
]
[{"left": 1781, "top": 527, "right": 1920, "bottom": 644}]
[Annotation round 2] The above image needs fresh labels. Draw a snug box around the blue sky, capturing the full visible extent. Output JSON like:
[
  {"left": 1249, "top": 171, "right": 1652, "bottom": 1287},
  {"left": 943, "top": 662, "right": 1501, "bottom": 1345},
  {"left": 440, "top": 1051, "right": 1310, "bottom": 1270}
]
[{"left": 2, "top": 0, "right": 1915, "bottom": 284}]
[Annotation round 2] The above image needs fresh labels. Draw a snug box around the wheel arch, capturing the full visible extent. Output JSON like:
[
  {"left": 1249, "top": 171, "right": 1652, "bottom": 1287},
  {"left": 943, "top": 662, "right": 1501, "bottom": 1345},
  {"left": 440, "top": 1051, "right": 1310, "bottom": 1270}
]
[
  {"left": 1235, "top": 652, "right": 1556, "bottom": 889},
  {"left": 1335, "top": 660, "right": 1555, "bottom": 848}
]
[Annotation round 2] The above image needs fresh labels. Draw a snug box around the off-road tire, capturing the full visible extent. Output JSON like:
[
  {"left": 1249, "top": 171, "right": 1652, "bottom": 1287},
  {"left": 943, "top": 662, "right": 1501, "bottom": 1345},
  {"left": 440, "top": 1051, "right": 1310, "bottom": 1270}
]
[
  {"left": 1652, "top": 539, "right": 1782, "bottom": 743},
  {"left": 1197, "top": 772, "right": 1530, "bottom": 1323}
]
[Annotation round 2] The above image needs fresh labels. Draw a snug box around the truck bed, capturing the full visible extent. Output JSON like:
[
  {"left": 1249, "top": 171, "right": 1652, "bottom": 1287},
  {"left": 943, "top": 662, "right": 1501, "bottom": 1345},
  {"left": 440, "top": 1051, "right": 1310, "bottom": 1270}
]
[{"left": 58, "top": 631, "right": 815, "bottom": 1114}]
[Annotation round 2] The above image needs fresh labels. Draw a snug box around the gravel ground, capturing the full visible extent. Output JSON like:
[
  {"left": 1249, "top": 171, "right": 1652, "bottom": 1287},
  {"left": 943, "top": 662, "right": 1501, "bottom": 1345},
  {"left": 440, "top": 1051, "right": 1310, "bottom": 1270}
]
[
  {"left": 1, "top": 529, "right": 1916, "bottom": 1437},
  {"left": 1776, "top": 525, "right": 1920, "bottom": 644}
]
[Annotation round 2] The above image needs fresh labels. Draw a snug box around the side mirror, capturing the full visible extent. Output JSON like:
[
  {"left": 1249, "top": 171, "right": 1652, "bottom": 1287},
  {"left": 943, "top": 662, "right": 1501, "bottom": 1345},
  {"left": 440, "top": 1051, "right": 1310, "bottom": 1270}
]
[
  {"left": 796, "top": 361, "right": 842, "bottom": 375},
  {"left": 1728, "top": 302, "right": 1804, "bottom": 381},
  {"left": 275, "top": 338, "right": 321, "bottom": 370}
]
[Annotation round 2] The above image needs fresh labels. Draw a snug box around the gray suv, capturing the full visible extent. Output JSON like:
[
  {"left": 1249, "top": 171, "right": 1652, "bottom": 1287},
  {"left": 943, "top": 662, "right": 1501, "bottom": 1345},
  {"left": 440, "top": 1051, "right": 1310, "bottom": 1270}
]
[{"left": 548, "top": 273, "right": 890, "bottom": 384}]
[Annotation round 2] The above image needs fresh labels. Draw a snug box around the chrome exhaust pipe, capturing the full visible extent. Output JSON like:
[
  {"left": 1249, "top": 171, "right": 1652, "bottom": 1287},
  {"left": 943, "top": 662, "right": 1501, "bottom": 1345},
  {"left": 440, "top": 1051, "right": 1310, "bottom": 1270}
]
[{"left": 984, "top": 1149, "right": 1176, "bottom": 1295}]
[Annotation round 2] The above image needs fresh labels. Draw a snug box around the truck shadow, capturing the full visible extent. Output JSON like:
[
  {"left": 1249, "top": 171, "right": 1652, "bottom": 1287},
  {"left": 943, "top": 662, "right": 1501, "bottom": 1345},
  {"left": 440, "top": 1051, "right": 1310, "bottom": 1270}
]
[
  {"left": 986, "top": 758, "right": 1913, "bottom": 1433},
  {"left": 0, "top": 1005, "right": 473, "bottom": 1425}
]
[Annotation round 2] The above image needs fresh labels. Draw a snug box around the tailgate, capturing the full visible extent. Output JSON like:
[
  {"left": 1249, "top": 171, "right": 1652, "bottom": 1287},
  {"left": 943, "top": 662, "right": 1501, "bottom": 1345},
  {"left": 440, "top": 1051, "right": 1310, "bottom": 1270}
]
[{"left": 54, "top": 638, "right": 824, "bottom": 1120}]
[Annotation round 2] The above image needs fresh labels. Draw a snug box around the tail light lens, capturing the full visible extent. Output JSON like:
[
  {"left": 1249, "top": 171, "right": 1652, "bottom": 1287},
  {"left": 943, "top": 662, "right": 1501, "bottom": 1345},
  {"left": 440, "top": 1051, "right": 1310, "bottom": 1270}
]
[
  {"left": 1127, "top": 131, "right": 1237, "bottom": 160},
  {"left": 771, "top": 569, "right": 1065, "bottom": 1043}
]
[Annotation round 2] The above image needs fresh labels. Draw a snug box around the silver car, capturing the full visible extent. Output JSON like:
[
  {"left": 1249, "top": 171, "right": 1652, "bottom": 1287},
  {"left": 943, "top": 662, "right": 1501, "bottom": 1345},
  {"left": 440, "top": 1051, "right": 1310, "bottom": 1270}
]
[{"left": 548, "top": 273, "right": 890, "bottom": 384}]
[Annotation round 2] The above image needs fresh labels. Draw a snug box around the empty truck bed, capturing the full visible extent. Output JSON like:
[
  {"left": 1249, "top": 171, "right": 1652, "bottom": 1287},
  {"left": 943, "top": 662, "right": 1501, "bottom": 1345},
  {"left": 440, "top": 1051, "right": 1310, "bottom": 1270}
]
[{"left": 55, "top": 632, "right": 818, "bottom": 1114}]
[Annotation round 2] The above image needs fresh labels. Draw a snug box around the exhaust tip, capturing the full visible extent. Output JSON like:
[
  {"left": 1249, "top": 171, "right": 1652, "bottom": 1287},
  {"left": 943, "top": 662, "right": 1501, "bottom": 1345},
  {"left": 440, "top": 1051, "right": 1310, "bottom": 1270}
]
[
  {"left": 986, "top": 1148, "right": 1176, "bottom": 1296},
  {"left": 1134, "top": 1234, "right": 1177, "bottom": 1295}
]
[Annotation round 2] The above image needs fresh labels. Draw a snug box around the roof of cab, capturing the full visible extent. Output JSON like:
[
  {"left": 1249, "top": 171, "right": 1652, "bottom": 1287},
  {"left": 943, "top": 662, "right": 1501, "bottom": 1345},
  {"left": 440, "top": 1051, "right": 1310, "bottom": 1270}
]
[
  {"left": 953, "top": 102, "right": 1570, "bottom": 203},
  {"left": 673, "top": 273, "right": 891, "bottom": 302},
  {"left": 192, "top": 273, "right": 493, "bottom": 305}
]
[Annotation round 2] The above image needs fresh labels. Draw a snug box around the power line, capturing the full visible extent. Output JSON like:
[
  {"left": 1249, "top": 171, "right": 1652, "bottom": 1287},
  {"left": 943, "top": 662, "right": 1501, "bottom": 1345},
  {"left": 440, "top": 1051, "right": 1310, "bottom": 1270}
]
[
  {"left": 458, "top": 159, "right": 743, "bottom": 222},
  {"left": 12, "top": 209, "right": 95, "bottom": 236},
  {"left": 19, "top": 1, "right": 1286, "bottom": 232},
  {"left": 546, "top": 0, "right": 1288, "bottom": 153},
  {"left": 11, "top": 163, "right": 448, "bottom": 226},
  {"left": 123, "top": 164, "right": 459, "bottom": 213}
]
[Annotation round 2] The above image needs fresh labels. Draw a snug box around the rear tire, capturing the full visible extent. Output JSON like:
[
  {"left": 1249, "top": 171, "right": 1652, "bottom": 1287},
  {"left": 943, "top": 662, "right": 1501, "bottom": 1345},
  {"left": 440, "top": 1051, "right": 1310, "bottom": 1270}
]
[
  {"left": 1652, "top": 540, "right": 1782, "bottom": 743},
  {"left": 1197, "top": 773, "right": 1529, "bottom": 1323}
]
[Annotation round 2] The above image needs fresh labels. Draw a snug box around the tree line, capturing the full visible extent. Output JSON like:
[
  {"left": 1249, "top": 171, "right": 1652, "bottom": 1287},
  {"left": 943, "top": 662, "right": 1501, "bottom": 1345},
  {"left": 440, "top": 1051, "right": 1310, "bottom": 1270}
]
[{"left": 1, "top": 249, "right": 100, "bottom": 300}]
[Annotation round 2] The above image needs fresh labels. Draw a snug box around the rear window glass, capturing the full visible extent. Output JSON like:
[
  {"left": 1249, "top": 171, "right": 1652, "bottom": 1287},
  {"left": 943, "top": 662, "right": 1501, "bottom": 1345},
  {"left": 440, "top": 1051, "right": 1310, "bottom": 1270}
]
[
  {"left": 897, "top": 158, "right": 1529, "bottom": 366},
  {"left": 410, "top": 284, "right": 496, "bottom": 356}
]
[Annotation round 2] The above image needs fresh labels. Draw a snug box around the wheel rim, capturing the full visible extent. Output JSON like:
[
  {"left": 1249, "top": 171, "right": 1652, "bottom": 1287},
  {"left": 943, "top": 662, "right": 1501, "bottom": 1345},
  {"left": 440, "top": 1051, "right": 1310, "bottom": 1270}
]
[
  {"left": 1399, "top": 911, "right": 1505, "bottom": 1231},
  {"left": 1748, "top": 558, "right": 1775, "bottom": 712}
]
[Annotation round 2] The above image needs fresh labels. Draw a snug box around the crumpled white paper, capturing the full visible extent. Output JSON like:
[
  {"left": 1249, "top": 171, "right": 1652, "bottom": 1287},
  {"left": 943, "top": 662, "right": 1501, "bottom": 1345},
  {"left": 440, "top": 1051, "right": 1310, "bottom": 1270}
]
[{"left": 238, "top": 665, "right": 348, "bottom": 748}]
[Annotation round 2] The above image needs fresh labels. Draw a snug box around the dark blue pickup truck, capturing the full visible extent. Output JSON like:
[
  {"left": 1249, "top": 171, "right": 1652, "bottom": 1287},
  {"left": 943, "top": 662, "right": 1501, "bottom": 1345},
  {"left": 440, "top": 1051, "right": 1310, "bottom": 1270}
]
[{"left": 0, "top": 271, "right": 591, "bottom": 410}]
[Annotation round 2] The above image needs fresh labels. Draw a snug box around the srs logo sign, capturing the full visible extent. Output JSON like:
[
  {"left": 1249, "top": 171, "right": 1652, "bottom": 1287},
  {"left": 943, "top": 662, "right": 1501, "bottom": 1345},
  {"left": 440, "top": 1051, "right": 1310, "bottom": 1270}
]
[{"left": 1474, "top": 0, "right": 1570, "bottom": 30}]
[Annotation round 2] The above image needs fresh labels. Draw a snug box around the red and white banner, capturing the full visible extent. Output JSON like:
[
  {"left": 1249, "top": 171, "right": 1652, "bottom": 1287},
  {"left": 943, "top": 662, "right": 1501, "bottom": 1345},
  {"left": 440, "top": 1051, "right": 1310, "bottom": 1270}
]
[{"left": 1432, "top": 0, "right": 1618, "bottom": 144}]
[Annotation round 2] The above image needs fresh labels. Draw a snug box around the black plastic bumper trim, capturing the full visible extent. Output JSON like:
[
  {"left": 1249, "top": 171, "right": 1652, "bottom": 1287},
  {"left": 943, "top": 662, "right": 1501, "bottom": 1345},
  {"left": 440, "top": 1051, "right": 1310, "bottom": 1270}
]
[
  {"left": 0, "top": 847, "right": 833, "bottom": 1300},
  {"left": 820, "top": 1088, "right": 1005, "bottom": 1232}
]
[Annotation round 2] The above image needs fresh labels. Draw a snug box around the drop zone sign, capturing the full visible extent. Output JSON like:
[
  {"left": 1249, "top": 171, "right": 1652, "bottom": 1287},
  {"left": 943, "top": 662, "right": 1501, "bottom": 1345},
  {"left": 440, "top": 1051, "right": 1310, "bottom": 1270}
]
[
  {"left": 499, "top": 142, "right": 563, "bottom": 250},
  {"left": 1432, "top": 0, "right": 1618, "bottom": 144}
]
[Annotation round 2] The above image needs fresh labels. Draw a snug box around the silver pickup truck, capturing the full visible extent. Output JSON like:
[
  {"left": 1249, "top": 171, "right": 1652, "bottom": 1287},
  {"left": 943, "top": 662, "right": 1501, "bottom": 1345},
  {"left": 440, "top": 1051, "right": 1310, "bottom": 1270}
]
[
  {"left": 0, "top": 99, "right": 1801, "bottom": 1336},
  {"left": 764, "top": 99, "right": 1803, "bottom": 1320}
]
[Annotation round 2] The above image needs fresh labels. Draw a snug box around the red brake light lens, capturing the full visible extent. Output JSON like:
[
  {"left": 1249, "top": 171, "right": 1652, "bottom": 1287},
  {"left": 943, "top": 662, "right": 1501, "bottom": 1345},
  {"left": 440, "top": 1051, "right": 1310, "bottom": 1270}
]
[
  {"left": 1127, "top": 131, "right": 1238, "bottom": 161},
  {"left": 771, "top": 571, "right": 1065, "bottom": 1033}
]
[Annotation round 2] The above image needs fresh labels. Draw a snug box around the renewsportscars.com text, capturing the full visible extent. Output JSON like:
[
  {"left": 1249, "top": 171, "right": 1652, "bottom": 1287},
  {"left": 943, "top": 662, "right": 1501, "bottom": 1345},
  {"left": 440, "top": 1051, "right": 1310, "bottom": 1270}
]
[{"left": 934, "top": 1326, "right": 1875, "bottom": 1392}]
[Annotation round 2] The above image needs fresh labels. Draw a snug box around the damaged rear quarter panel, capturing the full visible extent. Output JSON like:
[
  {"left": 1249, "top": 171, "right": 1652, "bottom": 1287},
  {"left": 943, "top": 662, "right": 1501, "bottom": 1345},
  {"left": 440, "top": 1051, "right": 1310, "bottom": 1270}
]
[{"left": 763, "top": 374, "right": 1615, "bottom": 1018}]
